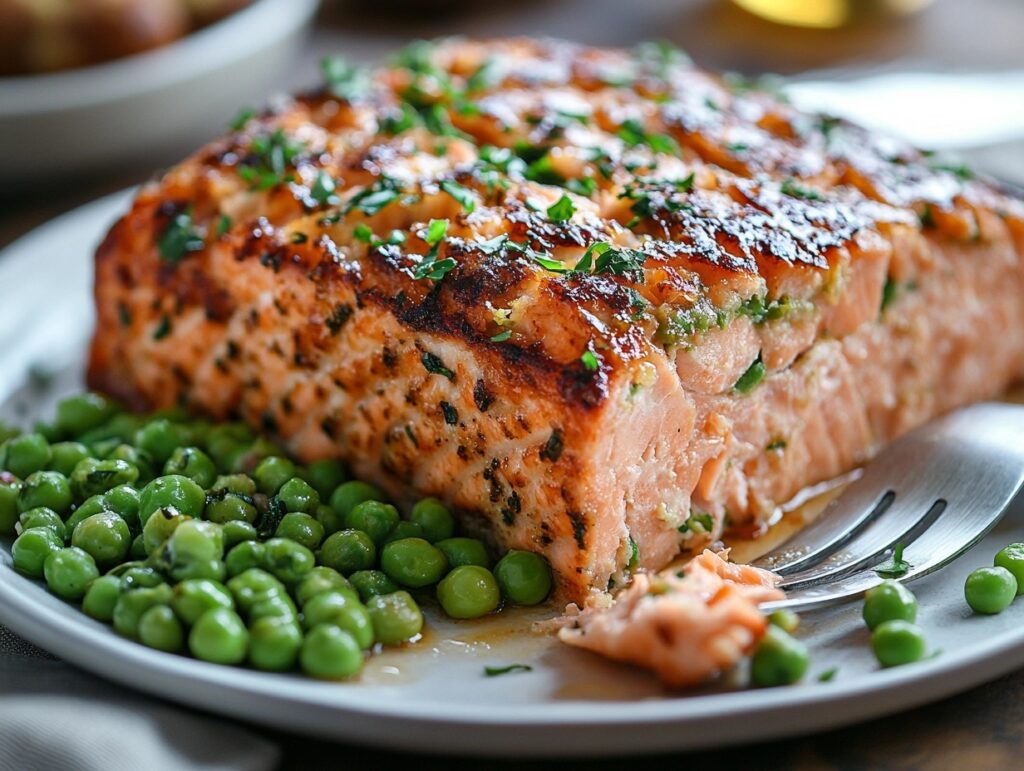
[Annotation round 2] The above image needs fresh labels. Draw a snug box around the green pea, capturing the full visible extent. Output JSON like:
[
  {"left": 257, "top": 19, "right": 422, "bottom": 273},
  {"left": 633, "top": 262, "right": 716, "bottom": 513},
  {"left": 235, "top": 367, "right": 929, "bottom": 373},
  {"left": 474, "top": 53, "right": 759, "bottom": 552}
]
[
  {"left": 43, "top": 546, "right": 99, "bottom": 601},
  {"left": 204, "top": 491, "right": 257, "bottom": 525},
  {"left": 77, "top": 413, "right": 141, "bottom": 447},
  {"left": 862, "top": 580, "right": 918, "bottom": 630},
  {"left": 318, "top": 529, "right": 376, "bottom": 575},
  {"left": 63, "top": 495, "right": 108, "bottom": 534},
  {"left": 71, "top": 511, "right": 131, "bottom": 567},
  {"left": 301, "top": 591, "right": 374, "bottom": 648},
  {"left": 3, "top": 433, "right": 51, "bottom": 479},
  {"left": 169, "top": 520, "right": 224, "bottom": 563},
  {"left": 189, "top": 608, "right": 249, "bottom": 665},
  {"left": 205, "top": 424, "right": 254, "bottom": 471},
  {"left": 300, "top": 624, "right": 362, "bottom": 679},
  {"left": 171, "top": 579, "right": 234, "bottom": 625},
  {"left": 276, "top": 477, "right": 320, "bottom": 514},
  {"left": 314, "top": 504, "right": 345, "bottom": 537},
  {"left": 116, "top": 564, "right": 166, "bottom": 590},
  {"left": 141, "top": 508, "right": 188, "bottom": 555},
  {"left": 249, "top": 616, "right": 303, "bottom": 672},
  {"left": 70, "top": 458, "right": 138, "bottom": 500},
  {"left": 138, "top": 605, "right": 184, "bottom": 653},
  {"left": 0, "top": 478, "right": 23, "bottom": 536},
  {"left": 211, "top": 473, "right": 257, "bottom": 496},
  {"left": 349, "top": 570, "right": 399, "bottom": 602},
  {"left": 139, "top": 475, "right": 206, "bottom": 525},
  {"left": 227, "top": 568, "right": 286, "bottom": 612},
  {"left": 115, "top": 585, "right": 178, "bottom": 638},
  {"left": 48, "top": 442, "right": 92, "bottom": 477},
  {"left": 383, "top": 520, "right": 424, "bottom": 543},
  {"left": 88, "top": 438, "right": 121, "bottom": 460},
  {"left": 163, "top": 447, "right": 217, "bottom": 489},
  {"left": 225, "top": 541, "right": 266, "bottom": 577},
  {"left": 55, "top": 393, "right": 119, "bottom": 438},
  {"left": 129, "top": 533, "right": 147, "bottom": 560},
  {"left": 134, "top": 419, "right": 191, "bottom": 465},
  {"left": 965, "top": 566, "right": 1017, "bottom": 614},
  {"left": 409, "top": 497, "right": 455, "bottom": 543},
  {"left": 767, "top": 609, "right": 801, "bottom": 634},
  {"left": 366, "top": 591, "right": 424, "bottom": 645},
  {"left": 230, "top": 438, "right": 285, "bottom": 475},
  {"left": 295, "top": 566, "right": 354, "bottom": 606},
  {"left": 994, "top": 543, "right": 1024, "bottom": 595},
  {"left": 33, "top": 421, "right": 60, "bottom": 443},
  {"left": 345, "top": 500, "right": 399, "bottom": 546},
  {"left": 328, "top": 481, "right": 384, "bottom": 522},
  {"left": 275, "top": 513, "right": 325, "bottom": 550},
  {"left": 103, "top": 485, "right": 141, "bottom": 533},
  {"left": 436, "top": 537, "right": 490, "bottom": 569},
  {"left": 750, "top": 625, "right": 810, "bottom": 686},
  {"left": 249, "top": 593, "right": 298, "bottom": 623},
  {"left": 437, "top": 565, "right": 501, "bottom": 619},
  {"left": 105, "top": 444, "right": 155, "bottom": 484},
  {"left": 252, "top": 457, "right": 298, "bottom": 496},
  {"left": 82, "top": 575, "right": 122, "bottom": 621},
  {"left": 302, "top": 459, "right": 348, "bottom": 500},
  {"left": 871, "top": 620, "right": 927, "bottom": 667},
  {"left": 12, "top": 527, "right": 63, "bottom": 578},
  {"left": 17, "top": 471, "right": 73, "bottom": 516},
  {"left": 18, "top": 507, "right": 66, "bottom": 541},
  {"left": 494, "top": 550, "right": 552, "bottom": 605},
  {"left": 262, "top": 537, "right": 315, "bottom": 584},
  {"left": 380, "top": 538, "right": 448, "bottom": 588},
  {"left": 222, "top": 520, "right": 258, "bottom": 548}
]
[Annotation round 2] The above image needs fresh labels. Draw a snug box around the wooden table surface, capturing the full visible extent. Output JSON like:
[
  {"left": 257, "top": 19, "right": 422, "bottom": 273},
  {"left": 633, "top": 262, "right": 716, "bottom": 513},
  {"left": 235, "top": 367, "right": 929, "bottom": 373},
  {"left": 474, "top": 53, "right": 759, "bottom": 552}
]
[{"left": 2, "top": 1, "right": 1023, "bottom": 767}]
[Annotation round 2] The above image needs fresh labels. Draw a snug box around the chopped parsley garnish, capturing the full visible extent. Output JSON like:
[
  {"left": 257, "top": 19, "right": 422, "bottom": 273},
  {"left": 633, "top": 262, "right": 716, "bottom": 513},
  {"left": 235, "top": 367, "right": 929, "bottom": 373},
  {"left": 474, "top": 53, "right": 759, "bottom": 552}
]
[
  {"left": 546, "top": 194, "right": 576, "bottom": 222},
  {"left": 354, "top": 224, "right": 406, "bottom": 248},
  {"left": 576, "top": 242, "right": 646, "bottom": 278},
  {"left": 421, "top": 351, "right": 454, "bottom": 380},
  {"left": 930, "top": 161, "right": 973, "bottom": 180},
  {"left": 483, "top": 664, "right": 533, "bottom": 677},
  {"left": 309, "top": 170, "right": 338, "bottom": 206},
  {"left": 817, "top": 667, "right": 839, "bottom": 683},
  {"left": 465, "top": 59, "right": 497, "bottom": 93},
  {"left": 738, "top": 293, "right": 812, "bottom": 324},
  {"left": 679, "top": 511, "right": 714, "bottom": 534},
  {"left": 566, "top": 176, "right": 597, "bottom": 196},
  {"left": 413, "top": 219, "right": 456, "bottom": 280},
  {"left": 490, "top": 330, "right": 512, "bottom": 342},
  {"left": 379, "top": 103, "right": 420, "bottom": 135},
  {"left": 766, "top": 438, "right": 787, "bottom": 451},
  {"left": 215, "top": 214, "right": 232, "bottom": 236},
  {"left": 153, "top": 315, "right": 172, "bottom": 340},
  {"left": 875, "top": 543, "right": 912, "bottom": 578},
  {"left": 158, "top": 211, "right": 204, "bottom": 262},
  {"left": 580, "top": 350, "right": 600, "bottom": 371},
  {"left": 617, "top": 119, "right": 680, "bottom": 155},
  {"left": 439, "top": 179, "right": 476, "bottom": 213},
  {"left": 321, "top": 56, "right": 373, "bottom": 102},
  {"left": 627, "top": 536, "right": 640, "bottom": 571},
  {"left": 780, "top": 178, "right": 823, "bottom": 201},
  {"left": 440, "top": 401, "right": 459, "bottom": 425},
  {"left": 734, "top": 356, "right": 766, "bottom": 394},
  {"left": 228, "top": 107, "right": 255, "bottom": 131},
  {"left": 880, "top": 278, "right": 898, "bottom": 312},
  {"left": 619, "top": 175, "right": 694, "bottom": 226},
  {"left": 290, "top": 232, "right": 308, "bottom": 244},
  {"left": 346, "top": 176, "right": 402, "bottom": 216},
  {"left": 531, "top": 254, "right": 570, "bottom": 273},
  {"left": 239, "top": 129, "right": 306, "bottom": 190}
]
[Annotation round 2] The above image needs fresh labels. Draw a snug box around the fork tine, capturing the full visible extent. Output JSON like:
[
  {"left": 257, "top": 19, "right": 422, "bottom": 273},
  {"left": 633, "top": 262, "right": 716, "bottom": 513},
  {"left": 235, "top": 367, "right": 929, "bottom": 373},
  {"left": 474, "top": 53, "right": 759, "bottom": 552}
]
[{"left": 760, "top": 402, "right": 1024, "bottom": 612}]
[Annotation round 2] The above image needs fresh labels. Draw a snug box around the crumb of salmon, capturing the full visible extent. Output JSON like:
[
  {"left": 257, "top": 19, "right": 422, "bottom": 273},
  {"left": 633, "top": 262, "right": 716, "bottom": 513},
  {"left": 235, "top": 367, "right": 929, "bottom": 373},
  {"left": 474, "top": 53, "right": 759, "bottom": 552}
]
[{"left": 557, "top": 549, "right": 784, "bottom": 687}]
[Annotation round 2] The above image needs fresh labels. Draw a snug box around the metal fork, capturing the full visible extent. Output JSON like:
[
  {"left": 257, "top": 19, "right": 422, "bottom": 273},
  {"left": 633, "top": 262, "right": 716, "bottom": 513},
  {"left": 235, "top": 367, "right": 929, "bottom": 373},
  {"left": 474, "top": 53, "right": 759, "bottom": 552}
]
[{"left": 756, "top": 402, "right": 1024, "bottom": 612}]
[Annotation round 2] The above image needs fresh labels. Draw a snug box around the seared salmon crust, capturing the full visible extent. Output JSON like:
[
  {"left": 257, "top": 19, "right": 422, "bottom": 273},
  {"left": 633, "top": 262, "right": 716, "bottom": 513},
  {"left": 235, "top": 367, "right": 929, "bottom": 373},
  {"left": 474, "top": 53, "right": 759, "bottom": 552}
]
[{"left": 89, "top": 38, "right": 1024, "bottom": 603}]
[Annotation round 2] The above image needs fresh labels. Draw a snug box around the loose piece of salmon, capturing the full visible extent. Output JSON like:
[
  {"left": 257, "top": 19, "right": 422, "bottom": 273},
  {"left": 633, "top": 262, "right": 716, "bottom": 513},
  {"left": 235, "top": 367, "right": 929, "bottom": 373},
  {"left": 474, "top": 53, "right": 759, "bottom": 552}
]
[
  {"left": 559, "top": 550, "right": 784, "bottom": 687},
  {"left": 88, "top": 37, "right": 1024, "bottom": 603}
]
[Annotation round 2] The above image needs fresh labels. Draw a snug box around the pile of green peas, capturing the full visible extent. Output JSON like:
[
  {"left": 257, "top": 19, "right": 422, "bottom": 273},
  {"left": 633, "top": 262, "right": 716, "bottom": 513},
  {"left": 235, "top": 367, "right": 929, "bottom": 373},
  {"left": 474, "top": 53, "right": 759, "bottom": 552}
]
[{"left": 0, "top": 393, "right": 553, "bottom": 680}]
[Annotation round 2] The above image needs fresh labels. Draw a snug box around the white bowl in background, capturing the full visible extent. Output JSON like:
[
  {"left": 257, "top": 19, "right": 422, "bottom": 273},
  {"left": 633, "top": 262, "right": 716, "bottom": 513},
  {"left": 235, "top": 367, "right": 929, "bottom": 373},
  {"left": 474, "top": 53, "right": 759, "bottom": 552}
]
[{"left": 0, "top": 0, "right": 321, "bottom": 186}]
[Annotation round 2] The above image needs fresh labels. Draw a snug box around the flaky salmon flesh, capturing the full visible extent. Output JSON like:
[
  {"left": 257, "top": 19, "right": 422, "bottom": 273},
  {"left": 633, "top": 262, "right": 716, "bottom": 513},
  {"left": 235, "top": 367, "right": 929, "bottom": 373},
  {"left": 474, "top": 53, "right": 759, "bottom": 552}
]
[{"left": 89, "top": 38, "right": 1024, "bottom": 605}]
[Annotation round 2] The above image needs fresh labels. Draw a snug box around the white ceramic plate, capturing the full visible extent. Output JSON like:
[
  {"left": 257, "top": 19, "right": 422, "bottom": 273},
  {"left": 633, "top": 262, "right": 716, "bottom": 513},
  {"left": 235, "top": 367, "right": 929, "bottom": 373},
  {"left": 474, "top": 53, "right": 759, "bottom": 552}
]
[
  {"left": 2, "top": 192, "right": 1024, "bottom": 757},
  {"left": 0, "top": 0, "right": 320, "bottom": 186}
]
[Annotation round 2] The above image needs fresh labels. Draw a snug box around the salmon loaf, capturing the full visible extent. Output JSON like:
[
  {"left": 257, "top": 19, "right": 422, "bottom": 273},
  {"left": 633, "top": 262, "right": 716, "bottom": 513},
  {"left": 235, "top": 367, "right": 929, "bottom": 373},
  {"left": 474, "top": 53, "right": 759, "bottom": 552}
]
[{"left": 89, "top": 38, "right": 1024, "bottom": 603}]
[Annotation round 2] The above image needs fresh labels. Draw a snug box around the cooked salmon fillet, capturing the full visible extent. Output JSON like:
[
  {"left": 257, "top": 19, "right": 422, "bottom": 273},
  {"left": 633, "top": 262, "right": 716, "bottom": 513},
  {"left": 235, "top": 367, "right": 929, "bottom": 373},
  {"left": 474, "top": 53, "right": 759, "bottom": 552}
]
[{"left": 88, "top": 38, "right": 1024, "bottom": 604}]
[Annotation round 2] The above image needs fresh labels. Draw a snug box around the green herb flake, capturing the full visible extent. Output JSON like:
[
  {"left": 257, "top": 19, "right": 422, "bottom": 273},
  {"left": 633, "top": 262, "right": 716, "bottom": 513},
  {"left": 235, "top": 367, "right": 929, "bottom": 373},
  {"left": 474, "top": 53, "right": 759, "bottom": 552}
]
[
  {"left": 880, "top": 278, "right": 898, "bottom": 312},
  {"left": 580, "top": 350, "right": 600, "bottom": 371},
  {"left": 766, "top": 438, "right": 787, "bottom": 452},
  {"left": 290, "top": 232, "right": 309, "bottom": 245},
  {"left": 321, "top": 56, "right": 373, "bottom": 102},
  {"left": 158, "top": 211, "right": 205, "bottom": 262},
  {"left": 484, "top": 664, "right": 533, "bottom": 677},
  {"left": 875, "top": 543, "right": 912, "bottom": 578},
  {"left": 228, "top": 107, "right": 255, "bottom": 131},
  {"left": 490, "top": 330, "right": 512, "bottom": 342},
  {"left": 215, "top": 214, "right": 232, "bottom": 236},
  {"left": 546, "top": 194, "right": 576, "bottom": 223},
  {"left": 309, "top": 171, "right": 338, "bottom": 206},
  {"left": 734, "top": 357, "right": 766, "bottom": 394},
  {"left": 424, "top": 218, "right": 448, "bottom": 245},
  {"left": 627, "top": 536, "right": 640, "bottom": 571},
  {"left": 346, "top": 177, "right": 402, "bottom": 216},
  {"left": 817, "top": 667, "right": 839, "bottom": 683},
  {"left": 353, "top": 224, "right": 374, "bottom": 243},
  {"left": 780, "top": 178, "right": 823, "bottom": 201},
  {"left": 153, "top": 315, "right": 172, "bottom": 341},
  {"left": 421, "top": 352, "right": 455, "bottom": 380},
  {"left": 439, "top": 179, "right": 477, "bottom": 213},
  {"left": 440, "top": 401, "right": 459, "bottom": 425}
]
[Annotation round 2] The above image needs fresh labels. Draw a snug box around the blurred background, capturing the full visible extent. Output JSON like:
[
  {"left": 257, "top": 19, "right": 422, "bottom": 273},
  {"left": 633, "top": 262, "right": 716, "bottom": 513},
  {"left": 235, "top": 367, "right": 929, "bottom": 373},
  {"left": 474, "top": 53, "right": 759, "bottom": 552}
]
[{"left": 0, "top": 0, "right": 1022, "bottom": 247}]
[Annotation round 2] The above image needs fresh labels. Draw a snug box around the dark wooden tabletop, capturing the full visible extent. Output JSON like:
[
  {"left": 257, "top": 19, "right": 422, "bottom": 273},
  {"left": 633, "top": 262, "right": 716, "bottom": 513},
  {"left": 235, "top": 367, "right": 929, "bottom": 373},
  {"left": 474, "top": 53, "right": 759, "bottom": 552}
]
[{"left": 2, "top": 1, "right": 1023, "bottom": 768}]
